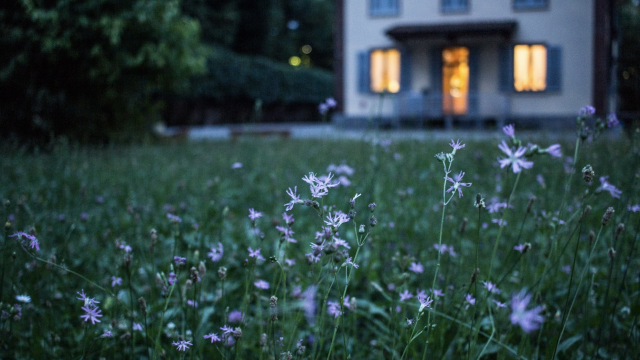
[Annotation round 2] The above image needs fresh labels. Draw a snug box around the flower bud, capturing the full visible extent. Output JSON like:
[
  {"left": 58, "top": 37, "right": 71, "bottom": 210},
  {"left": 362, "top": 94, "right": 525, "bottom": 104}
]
[
  {"left": 526, "top": 196, "right": 536, "bottom": 213},
  {"left": 602, "top": 207, "right": 615, "bottom": 226},
  {"left": 608, "top": 247, "right": 616, "bottom": 259},
  {"left": 582, "top": 165, "right": 595, "bottom": 184},
  {"left": 582, "top": 205, "right": 592, "bottom": 220},
  {"left": 368, "top": 203, "right": 377, "bottom": 212},
  {"left": 589, "top": 230, "right": 595, "bottom": 245},
  {"left": 359, "top": 224, "right": 365, "bottom": 234},
  {"left": 198, "top": 261, "right": 206, "bottom": 278},
  {"left": 270, "top": 296, "right": 278, "bottom": 321},
  {"left": 217, "top": 266, "right": 227, "bottom": 281},
  {"left": 185, "top": 279, "right": 193, "bottom": 290},
  {"left": 138, "top": 297, "right": 147, "bottom": 316},
  {"left": 434, "top": 152, "right": 447, "bottom": 162},
  {"left": 615, "top": 223, "right": 625, "bottom": 240},
  {"left": 369, "top": 215, "right": 377, "bottom": 227},
  {"left": 474, "top": 194, "right": 485, "bottom": 209},
  {"left": 232, "top": 327, "right": 242, "bottom": 340}
]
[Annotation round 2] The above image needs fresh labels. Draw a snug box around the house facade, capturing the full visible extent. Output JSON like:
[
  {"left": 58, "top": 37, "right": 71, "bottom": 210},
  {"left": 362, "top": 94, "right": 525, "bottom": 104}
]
[{"left": 334, "top": 0, "right": 613, "bottom": 128}]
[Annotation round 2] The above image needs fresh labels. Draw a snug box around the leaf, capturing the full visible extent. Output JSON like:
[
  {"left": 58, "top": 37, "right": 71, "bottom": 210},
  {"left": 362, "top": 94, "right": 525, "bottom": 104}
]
[{"left": 556, "top": 335, "right": 582, "bottom": 353}]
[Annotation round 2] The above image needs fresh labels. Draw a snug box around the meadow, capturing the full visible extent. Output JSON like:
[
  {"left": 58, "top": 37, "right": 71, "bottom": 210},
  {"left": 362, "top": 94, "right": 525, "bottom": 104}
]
[{"left": 0, "top": 115, "right": 638, "bottom": 359}]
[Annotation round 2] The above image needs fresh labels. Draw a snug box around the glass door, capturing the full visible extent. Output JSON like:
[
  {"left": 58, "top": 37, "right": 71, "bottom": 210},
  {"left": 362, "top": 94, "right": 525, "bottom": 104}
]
[{"left": 442, "top": 47, "right": 469, "bottom": 115}]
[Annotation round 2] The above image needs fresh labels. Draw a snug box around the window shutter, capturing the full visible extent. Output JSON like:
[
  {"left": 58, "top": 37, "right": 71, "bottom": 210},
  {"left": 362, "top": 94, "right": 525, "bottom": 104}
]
[
  {"left": 498, "top": 45, "right": 513, "bottom": 93},
  {"left": 546, "top": 46, "right": 562, "bottom": 92},
  {"left": 358, "top": 51, "right": 370, "bottom": 93},
  {"left": 371, "top": 0, "right": 398, "bottom": 16},
  {"left": 400, "top": 48, "right": 412, "bottom": 92},
  {"left": 468, "top": 48, "right": 480, "bottom": 115},
  {"left": 429, "top": 48, "right": 442, "bottom": 92}
]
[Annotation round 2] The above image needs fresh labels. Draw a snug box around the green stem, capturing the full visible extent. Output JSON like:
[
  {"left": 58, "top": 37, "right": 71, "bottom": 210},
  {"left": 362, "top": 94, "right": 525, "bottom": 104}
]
[{"left": 488, "top": 171, "right": 521, "bottom": 281}]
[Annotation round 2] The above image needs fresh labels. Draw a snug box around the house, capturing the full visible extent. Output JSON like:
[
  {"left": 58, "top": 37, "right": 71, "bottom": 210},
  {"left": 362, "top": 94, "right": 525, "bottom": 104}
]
[{"left": 333, "top": 0, "right": 614, "bottom": 128}]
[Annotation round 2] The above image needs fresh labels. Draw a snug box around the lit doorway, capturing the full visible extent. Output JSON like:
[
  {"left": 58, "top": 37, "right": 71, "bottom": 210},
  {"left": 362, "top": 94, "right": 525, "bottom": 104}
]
[{"left": 442, "top": 47, "right": 469, "bottom": 115}]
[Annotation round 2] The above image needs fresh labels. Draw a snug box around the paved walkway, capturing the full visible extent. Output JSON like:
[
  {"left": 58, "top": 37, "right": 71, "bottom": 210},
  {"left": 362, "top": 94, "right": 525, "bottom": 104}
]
[{"left": 165, "top": 123, "right": 601, "bottom": 142}]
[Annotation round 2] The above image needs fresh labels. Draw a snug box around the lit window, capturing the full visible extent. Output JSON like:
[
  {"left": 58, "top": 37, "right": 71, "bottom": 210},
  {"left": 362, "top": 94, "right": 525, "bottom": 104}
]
[
  {"left": 370, "top": 49, "right": 401, "bottom": 93},
  {"left": 513, "top": 44, "right": 547, "bottom": 92}
]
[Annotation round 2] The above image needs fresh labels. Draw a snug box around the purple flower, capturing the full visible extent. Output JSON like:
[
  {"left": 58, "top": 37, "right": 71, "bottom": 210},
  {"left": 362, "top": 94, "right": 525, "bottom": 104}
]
[
  {"left": 514, "top": 244, "right": 526, "bottom": 253},
  {"left": 399, "top": 290, "right": 413, "bottom": 302},
  {"left": 503, "top": 124, "right": 515, "bottom": 137},
  {"left": 408, "top": 262, "right": 424, "bottom": 274},
  {"left": 254, "top": 280, "right": 270, "bottom": 289},
  {"left": 492, "top": 300, "right": 507, "bottom": 308},
  {"left": 302, "top": 172, "right": 339, "bottom": 199},
  {"left": 187, "top": 300, "right": 198, "bottom": 308},
  {"left": 545, "top": 144, "right": 562, "bottom": 158},
  {"left": 433, "top": 244, "right": 458, "bottom": 257},
  {"left": 284, "top": 187, "right": 301, "bottom": 211},
  {"left": 208, "top": 243, "right": 224, "bottom": 262},
  {"left": 327, "top": 301, "right": 343, "bottom": 318},
  {"left": 449, "top": 139, "right": 465, "bottom": 151},
  {"left": 325, "top": 212, "right": 350, "bottom": 228},
  {"left": 333, "top": 238, "right": 351, "bottom": 249},
  {"left": 562, "top": 265, "right": 572, "bottom": 274},
  {"left": 579, "top": 105, "right": 596, "bottom": 116},
  {"left": 465, "top": 294, "right": 476, "bottom": 306},
  {"left": 248, "top": 208, "right": 263, "bottom": 221},
  {"left": 168, "top": 272, "right": 177, "bottom": 286},
  {"left": 483, "top": 281, "right": 501, "bottom": 294},
  {"left": 318, "top": 103, "right": 329, "bottom": 115},
  {"left": 276, "top": 226, "right": 296, "bottom": 243},
  {"left": 430, "top": 289, "right": 445, "bottom": 298},
  {"left": 10, "top": 232, "right": 40, "bottom": 251},
  {"left": 80, "top": 304, "right": 103, "bottom": 324},
  {"left": 220, "top": 325, "right": 234, "bottom": 336},
  {"left": 282, "top": 212, "right": 295, "bottom": 224},
  {"left": 111, "top": 276, "right": 122, "bottom": 287},
  {"left": 597, "top": 176, "right": 622, "bottom": 198},
  {"left": 204, "top": 333, "right": 221, "bottom": 343},
  {"left": 607, "top": 112, "right": 619, "bottom": 128},
  {"left": 284, "top": 258, "right": 295, "bottom": 266},
  {"left": 172, "top": 340, "right": 192, "bottom": 351},
  {"left": 228, "top": 310, "right": 243, "bottom": 323},
  {"left": 167, "top": 213, "right": 182, "bottom": 223},
  {"left": 498, "top": 141, "right": 534, "bottom": 173},
  {"left": 101, "top": 330, "right": 113, "bottom": 338},
  {"left": 231, "top": 162, "right": 243, "bottom": 169},
  {"left": 325, "top": 97, "right": 337, "bottom": 108},
  {"left": 133, "top": 322, "right": 143, "bottom": 331},
  {"left": 445, "top": 171, "right": 472, "bottom": 198},
  {"left": 76, "top": 290, "right": 100, "bottom": 306},
  {"left": 344, "top": 257, "right": 359, "bottom": 269},
  {"left": 248, "top": 247, "right": 261, "bottom": 258},
  {"left": 628, "top": 204, "right": 640, "bottom": 213},
  {"left": 492, "top": 218, "right": 507, "bottom": 226},
  {"left": 418, "top": 295, "right": 433, "bottom": 311},
  {"left": 302, "top": 286, "right": 317, "bottom": 325},
  {"left": 510, "top": 290, "right": 544, "bottom": 333},
  {"left": 174, "top": 256, "right": 186, "bottom": 265}
]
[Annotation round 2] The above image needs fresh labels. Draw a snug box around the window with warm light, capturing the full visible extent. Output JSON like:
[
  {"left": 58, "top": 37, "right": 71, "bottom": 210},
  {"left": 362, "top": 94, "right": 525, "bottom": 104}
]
[
  {"left": 513, "top": 44, "right": 547, "bottom": 92},
  {"left": 370, "top": 49, "right": 401, "bottom": 93}
]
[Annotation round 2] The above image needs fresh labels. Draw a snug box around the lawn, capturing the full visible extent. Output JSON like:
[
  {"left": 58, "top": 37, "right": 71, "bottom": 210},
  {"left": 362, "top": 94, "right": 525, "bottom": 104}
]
[{"left": 0, "top": 121, "right": 638, "bottom": 359}]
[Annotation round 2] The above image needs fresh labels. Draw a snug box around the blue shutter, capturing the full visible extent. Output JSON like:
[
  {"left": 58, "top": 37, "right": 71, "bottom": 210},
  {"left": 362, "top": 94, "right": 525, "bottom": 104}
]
[
  {"left": 443, "top": 0, "right": 468, "bottom": 12},
  {"left": 498, "top": 45, "right": 513, "bottom": 93},
  {"left": 371, "top": 0, "right": 398, "bottom": 16},
  {"left": 358, "top": 51, "right": 370, "bottom": 93},
  {"left": 546, "top": 46, "right": 562, "bottom": 92},
  {"left": 468, "top": 48, "right": 480, "bottom": 115},
  {"left": 400, "top": 48, "right": 412, "bottom": 92},
  {"left": 429, "top": 48, "right": 442, "bottom": 92}
]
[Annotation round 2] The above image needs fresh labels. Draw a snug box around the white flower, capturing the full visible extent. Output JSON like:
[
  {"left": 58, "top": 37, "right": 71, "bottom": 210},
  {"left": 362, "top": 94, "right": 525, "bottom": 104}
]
[{"left": 16, "top": 294, "right": 31, "bottom": 303}]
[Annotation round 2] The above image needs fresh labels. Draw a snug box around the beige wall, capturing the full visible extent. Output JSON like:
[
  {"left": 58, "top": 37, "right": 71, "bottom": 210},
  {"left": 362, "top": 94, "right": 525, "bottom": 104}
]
[{"left": 343, "top": 0, "right": 594, "bottom": 118}]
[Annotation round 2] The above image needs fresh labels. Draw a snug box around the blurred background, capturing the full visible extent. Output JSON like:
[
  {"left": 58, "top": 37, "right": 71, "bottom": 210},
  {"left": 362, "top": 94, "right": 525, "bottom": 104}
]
[{"left": 0, "top": 0, "right": 638, "bottom": 144}]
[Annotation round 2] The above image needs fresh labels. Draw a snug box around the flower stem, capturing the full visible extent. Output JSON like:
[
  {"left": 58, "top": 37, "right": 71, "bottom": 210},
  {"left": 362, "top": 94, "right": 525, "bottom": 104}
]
[{"left": 488, "top": 171, "right": 521, "bottom": 281}]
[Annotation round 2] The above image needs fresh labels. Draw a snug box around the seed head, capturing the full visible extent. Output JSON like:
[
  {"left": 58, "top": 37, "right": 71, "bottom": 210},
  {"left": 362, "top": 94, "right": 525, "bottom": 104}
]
[
  {"left": 526, "top": 196, "right": 536, "bottom": 213},
  {"left": 217, "top": 267, "right": 227, "bottom": 281},
  {"left": 582, "top": 165, "right": 595, "bottom": 184},
  {"left": 589, "top": 230, "right": 596, "bottom": 245},
  {"left": 138, "top": 297, "right": 147, "bottom": 316},
  {"left": 270, "top": 296, "right": 278, "bottom": 321},
  {"left": 608, "top": 247, "right": 616, "bottom": 259},
  {"left": 615, "top": 223, "right": 625, "bottom": 240},
  {"left": 602, "top": 207, "right": 615, "bottom": 226}
]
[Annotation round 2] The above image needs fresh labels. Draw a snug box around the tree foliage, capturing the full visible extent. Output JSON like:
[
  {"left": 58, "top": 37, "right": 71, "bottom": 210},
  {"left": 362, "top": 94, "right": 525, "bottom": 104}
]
[{"left": 0, "top": 0, "right": 206, "bottom": 143}]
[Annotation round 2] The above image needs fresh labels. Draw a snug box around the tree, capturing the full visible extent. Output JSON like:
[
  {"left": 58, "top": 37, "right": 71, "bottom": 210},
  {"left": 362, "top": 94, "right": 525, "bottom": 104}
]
[{"left": 0, "top": 0, "right": 206, "bottom": 143}]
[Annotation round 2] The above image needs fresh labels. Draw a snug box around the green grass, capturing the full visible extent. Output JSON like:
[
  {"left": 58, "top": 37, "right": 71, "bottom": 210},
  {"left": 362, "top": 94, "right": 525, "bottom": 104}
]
[{"left": 0, "top": 130, "right": 638, "bottom": 359}]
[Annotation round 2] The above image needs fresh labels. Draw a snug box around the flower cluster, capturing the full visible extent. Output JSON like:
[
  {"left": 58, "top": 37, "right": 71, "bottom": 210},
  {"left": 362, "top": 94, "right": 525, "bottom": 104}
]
[{"left": 77, "top": 290, "right": 103, "bottom": 325}]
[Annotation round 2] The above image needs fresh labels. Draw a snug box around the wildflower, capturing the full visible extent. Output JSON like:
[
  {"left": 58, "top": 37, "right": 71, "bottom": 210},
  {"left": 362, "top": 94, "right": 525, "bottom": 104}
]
[
  {"left": 168, "top": 272, "right": 177, "bottom": 286},
  {"left": 302, "top": 286, "right": 317, "bottom": 325},
  {"left": 208, "top": 243, "right": 224, "bottom": 262},
  {"left": 15, "top": 295, "right": 31, "bottom": 303},
  {"left": 343, "top": 257, "right": 359, "bottom": 269},
  {"left": 510, "top": 290, "right": 544, "bottom": 333},
  {"left": 302, "top": 172, "right": 339, "bottom": 198},
  {"left": 283, "top": 212, "right": 295, "bottom": 224},
  {"left": 174, "top": 256, "right": 186, "bottom": 265},
  {"left": 408, "top": 262, "right": 424, "bottom": 274},
  {"left": 597, "top": 176, "right": 622, "bottom": 198},
  {"left": 497, "top": 141, "right": 534, "bottom": 173},
  {"left": 276, "top": 226, "right": 296, "bottom": 243},
  {"left": 399, "top": 290, "right": 413, "bottom": 302},
  {"left": 204, "top": 333, "right": 221, "bottom": 343},
  {"left": 418, "top": 295, "right": 433, "bottom": 312},
  {"left": 325, "top": 212, "right": 350, "bottom": 229},
  {"left": 228, "top": 310, "right": 243, "bottom": 323},
  {"left": 333, "top": 238, "right": 351, "bottom": 249},
  {"left": 433, "top": 244, "right": 458, "bottom": 257},
  {"left": 284, "top": 187, "right": 302, "bottom": 211},
  {"left": 187, "top": 300, "right": 198, "bottom": 308},
  {"left": 285, "top": 258, "right": 296, "bottom": 266},
  {"left": 492, "top": 300, "right": 507, "bottom": 308},
  {"left": 220, "top": 325, "right": 234, "bottom": 337},
  {"left": 133, "top": 322, "right": 143, "bottom": 331},
  {"left": 579, "top": 105, "right": 596, "bottom": 116},
  {"left": 607, "top": 112, "right": 619, "bottom": 127},
  {"left": 431, "top": 289, "right": 445, "bottom": 298},
  {"left": 628, "top": 204, "right": 640, "bottom": 213},
  {"left": 172, "top": 340, "right": 192, "bottom": 351},
  {"left": 231, "top": 162, "right": 243, "bottom": 169},
  {"left": 327, "top": 301, "right": 343, "bottom": 318},
  {"left": 474, "top": 194, "right": 486, "bottom": 208},
  {"left": 254, "top": 280, "right": 270, "bottom": 289},
  {"left": 111, "top": 276, "right": 122, "bottom": 287},
  {"left": 514, "top": 243, "right": 531, "bottom": 254},
  {"left": 248, "top": 247, "right": 261, "bottom": 258},
  {"left": 80, "top": 304, "right": 103, "bottom": 324},
  {"left": 9, "top": 232, "right": 40, "bottom": 251},
  {"left": 76, "top": 290, "right": 100, "bottom": 306},
  {"left": 101, "top": 330, "right": 113, "bottom": 338},
  {"left": 492, "top": 218, "right": 507, "bottom": 226},
  {"left": 248, "top": 208, "right": 263, "bottom": 221},
  {"left": 483, "top": 281, "right": 501, "bottom": 294},
  {"left": 167, "top": 213, "right": 182, "bottom": 223},
  {"left": 449, "top": 139, "right": 465, "bottom": 151},
  {"left": 503, "top": 124, "right": 515, "bottom": 137},
  {"left": 465, "top": 294, "right": 476, "bottom": 306},
  {"left": 545, "top": 144, "right": 562, "bottom": 158},
  {"left": 445, "top": 171, "right": 472, "bottom": 198}
]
